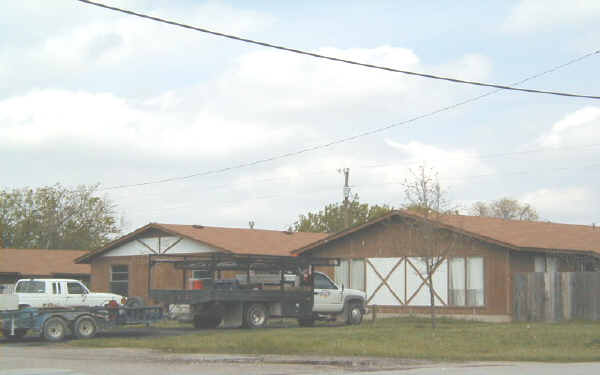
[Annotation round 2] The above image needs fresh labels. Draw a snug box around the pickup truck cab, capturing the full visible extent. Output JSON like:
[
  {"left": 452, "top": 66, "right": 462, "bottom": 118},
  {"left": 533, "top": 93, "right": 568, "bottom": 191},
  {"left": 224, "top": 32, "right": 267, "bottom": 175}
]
[
  {"left": 13, "top": 279, "right": 124, "bottom": 309},
  {"left": 307, "top": 271, "right": 366, "bottom": 325}
]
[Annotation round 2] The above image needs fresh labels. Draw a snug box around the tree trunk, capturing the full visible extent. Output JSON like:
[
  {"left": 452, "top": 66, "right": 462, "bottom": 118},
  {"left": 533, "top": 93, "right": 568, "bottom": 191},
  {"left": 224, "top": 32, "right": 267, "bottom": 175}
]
[{"left": 428, "top": 261, "right": 436, "bottom": 329}]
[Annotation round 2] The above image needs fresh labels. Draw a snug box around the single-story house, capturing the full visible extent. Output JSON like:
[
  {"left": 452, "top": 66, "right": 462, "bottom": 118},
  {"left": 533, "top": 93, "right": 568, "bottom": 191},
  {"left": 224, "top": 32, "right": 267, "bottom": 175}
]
[
  {"left": 75, "top": 223, "right": 328, "bottom": 301},
  {"left": 0, "top": 248, "right": 90, "bottom": 293},
  {"left": 292, "top": 210, "right": 600, "bottom": 322}
]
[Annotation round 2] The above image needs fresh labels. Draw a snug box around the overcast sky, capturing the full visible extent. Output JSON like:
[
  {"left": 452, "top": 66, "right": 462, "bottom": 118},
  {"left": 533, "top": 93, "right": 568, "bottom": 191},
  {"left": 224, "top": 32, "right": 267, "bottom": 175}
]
[{"left": 2, "top": 0, "right": 600, "bottom": 232}]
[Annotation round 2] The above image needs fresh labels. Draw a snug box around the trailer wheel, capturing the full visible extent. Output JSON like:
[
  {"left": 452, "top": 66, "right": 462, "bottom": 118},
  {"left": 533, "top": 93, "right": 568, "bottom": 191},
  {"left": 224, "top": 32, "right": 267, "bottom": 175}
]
[
  {"left": 74, "top": 316, "right": 97, "bottom": 339},
  {"left": 43, "top": 317, "right": 66, "bottom": 342},
  {"left": 346, "top": 302, "right": 363, "bottom": 325},
  {"left": 245, "top": 303, "right": 268, "bottom": 329},
  {"left": 2, "top": 329, "right": 27, "bottom": 340}
]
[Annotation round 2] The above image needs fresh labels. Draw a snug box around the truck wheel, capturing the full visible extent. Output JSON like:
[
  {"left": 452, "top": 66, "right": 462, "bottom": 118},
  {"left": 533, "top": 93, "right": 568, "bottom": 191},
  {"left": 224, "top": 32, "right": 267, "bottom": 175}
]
[
  {"left": 193, "top": 316, "right": 222, "bottom": 329},
  {"left": 298, "top": 319, "right": 315, "bottom": 327},
  {"left": 346, "top": 303, "right": 363, "bottom": 325},
  {"left": 74, "top": 316, "right": 97, "bottom": 339},
  {"left": 2, "top": 329, "right": 27, "bottom": 340},
  {"left": 43, "top": 317, "right": 66, "bottom": 342},
  {"left": 245, "top": 303, "right": 268, "bottom": 329}
]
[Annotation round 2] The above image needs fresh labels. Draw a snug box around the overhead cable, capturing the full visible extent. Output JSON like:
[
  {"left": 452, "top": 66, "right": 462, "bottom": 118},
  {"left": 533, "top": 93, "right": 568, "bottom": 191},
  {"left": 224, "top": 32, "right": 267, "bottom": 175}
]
[
  {"left": 98, "top": 48, "right": 600, "bottom": 191},
  {"left": 76, "top": 0, "right": 600, "bottom": 100}
]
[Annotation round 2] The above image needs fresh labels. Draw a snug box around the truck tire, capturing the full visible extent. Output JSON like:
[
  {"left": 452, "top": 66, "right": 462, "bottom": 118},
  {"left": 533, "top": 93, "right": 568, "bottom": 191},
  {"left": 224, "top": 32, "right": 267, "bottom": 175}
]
[
  {"left": 297, "top": 319, "right": 315, "bottom": 327},
  {"left": 74, "top": 316, "right": 97, "bottom": 339},
  {"left": 244, "top": 303, "right": 268, "bottom": 329},
  {"left": 2, "top": 329, "right": 27, "bottom": 340},
  {"left": 43, "top": 317, "right": 67, "bottom": 342},
  {"left": 192, "top": 316, "right": 222, "bottom": 329},
  {"left": 346, "top": 302, "right": 363, "bottom": 325}
]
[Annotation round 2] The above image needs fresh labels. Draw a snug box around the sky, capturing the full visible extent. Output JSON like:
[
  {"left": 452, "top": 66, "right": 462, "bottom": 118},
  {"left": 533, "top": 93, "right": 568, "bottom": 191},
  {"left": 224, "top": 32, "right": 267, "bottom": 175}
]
[{"left": 2, "top": 0, "right": 600, "bottom": 233}]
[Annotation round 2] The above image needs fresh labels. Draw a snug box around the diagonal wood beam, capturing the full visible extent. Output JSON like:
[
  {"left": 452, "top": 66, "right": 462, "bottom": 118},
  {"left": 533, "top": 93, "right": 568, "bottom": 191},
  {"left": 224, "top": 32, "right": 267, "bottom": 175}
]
[
  {"left": 161, "top": 237, "right": 183, "bottom": 254},
  {"left": 366, "top": 259, "right": 404, "bottom": 305},
  {"left": 136, "top": 239, "right": 157, "bottom": 254},
  {"left": 405, "top": 257, "right": 447, "bottom": 306}
]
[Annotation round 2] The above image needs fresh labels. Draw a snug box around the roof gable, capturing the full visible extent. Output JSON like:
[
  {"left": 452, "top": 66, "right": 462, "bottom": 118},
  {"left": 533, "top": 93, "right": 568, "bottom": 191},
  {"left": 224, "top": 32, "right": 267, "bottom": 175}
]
[
  {"left": 293, "top": 210, "right": 600, "bottom": 256},
  {"left": 76, "top": 223, "right": 329, "bottom": 263}
]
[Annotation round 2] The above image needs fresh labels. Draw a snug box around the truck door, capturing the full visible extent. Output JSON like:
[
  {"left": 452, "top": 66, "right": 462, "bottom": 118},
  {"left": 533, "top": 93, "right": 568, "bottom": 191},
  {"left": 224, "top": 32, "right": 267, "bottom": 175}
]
[
  {"left": 66, "top": 281, "right": 87, "bottom": 306},
  {"left": 48, "top": 281, "right": 65, "bottom": 307},
  {"left": 313, "top": 273, "right": 343, "bottom": 313}
]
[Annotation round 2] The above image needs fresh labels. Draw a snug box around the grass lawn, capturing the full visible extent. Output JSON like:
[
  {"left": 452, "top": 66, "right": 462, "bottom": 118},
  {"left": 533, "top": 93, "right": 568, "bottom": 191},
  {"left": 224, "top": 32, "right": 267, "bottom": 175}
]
[{"left": 65, "top": 317, "right": 600, "bottom": 362}]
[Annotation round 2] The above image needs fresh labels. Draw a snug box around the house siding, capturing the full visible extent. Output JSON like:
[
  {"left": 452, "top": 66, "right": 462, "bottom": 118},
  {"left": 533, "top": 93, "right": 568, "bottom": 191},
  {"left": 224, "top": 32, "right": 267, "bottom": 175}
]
[
  {"left": 91, "top": 255, "right": 186, "bottom": 303},
  {"left": 304, "top": 216, "right": 512, "bottom": 318}
]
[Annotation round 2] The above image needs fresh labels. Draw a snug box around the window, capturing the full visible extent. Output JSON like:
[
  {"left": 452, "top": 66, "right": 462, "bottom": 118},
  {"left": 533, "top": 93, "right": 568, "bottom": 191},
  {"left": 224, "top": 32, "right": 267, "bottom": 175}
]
[
  {"left": 314, "top": 273, "right": 337, "bottom": 289},
  {"left": 466, "top": 257, "right": 484, "bottom": 306},
  {"left": 52, "top": 282, "right": 62, "bottom": 294},
  {"left": 110, "top": 264, "right": 129, "bottom": 296},
  {"left": 534, "top": 255, "right": 559, "bottom": 272},
  {"left": 448, "top": 257, "right": 484, "bottom": 307},
  {"left": 192, "top": 270, "right": 210, "bottom": 279},
  {"left": 448, "top": 258, "right": 465, "bottom": 306},
  {"left": 67, "top": 282, "right": 86, "bottom": 295},
  {"left": 334, "top": 259, "right": 365, "bottom": 291},
  {"left": 15, "top": 281, "right": 45, "bottom": 293}
]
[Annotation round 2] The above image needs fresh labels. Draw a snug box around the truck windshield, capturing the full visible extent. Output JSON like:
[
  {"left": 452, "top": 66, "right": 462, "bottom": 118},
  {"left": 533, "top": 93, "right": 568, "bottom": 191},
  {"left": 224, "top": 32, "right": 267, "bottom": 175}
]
[{"left": 16, "top": 281, "right": 45, "bottom": 293}]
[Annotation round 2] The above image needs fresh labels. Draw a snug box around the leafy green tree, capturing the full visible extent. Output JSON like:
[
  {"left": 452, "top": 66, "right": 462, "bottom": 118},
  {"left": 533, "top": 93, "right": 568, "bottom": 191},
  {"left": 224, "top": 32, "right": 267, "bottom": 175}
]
[
  {"left": 293, "top": 194, "right": 392, "bottom": 233},
  {"left": 0, "top": 183, "right": 121, "bottom": 250}
]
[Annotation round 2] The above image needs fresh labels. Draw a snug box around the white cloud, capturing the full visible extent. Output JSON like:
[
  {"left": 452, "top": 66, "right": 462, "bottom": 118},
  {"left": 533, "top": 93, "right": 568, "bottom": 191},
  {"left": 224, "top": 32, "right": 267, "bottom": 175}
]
[
  {"left": 380, "top": 140, "right": 494, "bottom": 188},
  {"left": 211, "top": 47, "right": 491, "bottom": 120},
  {"left": 503, "top": 0, "right": 600, "bottom": 33},
  {"left": 536, "top": 106, "right": 600, "bottom": 147},
  {"left": 0, "top": 1, "right": 275, "bottom": 92},
  {"left": 0, "top": 89, "right": 295, "bottom": 159},
  {"left": 520, "top": 186, "right": 596, "bottom": 222}
]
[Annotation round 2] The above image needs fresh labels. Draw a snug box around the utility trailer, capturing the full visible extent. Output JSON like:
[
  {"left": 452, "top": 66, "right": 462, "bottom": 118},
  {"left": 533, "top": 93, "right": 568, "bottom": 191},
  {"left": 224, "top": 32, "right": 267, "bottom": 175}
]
[
  {"left": 148, "top": 253, "right": 342, "bottom": 329},
  {"left": 0, "top": 300, "right": 162, "bottom": 342}
]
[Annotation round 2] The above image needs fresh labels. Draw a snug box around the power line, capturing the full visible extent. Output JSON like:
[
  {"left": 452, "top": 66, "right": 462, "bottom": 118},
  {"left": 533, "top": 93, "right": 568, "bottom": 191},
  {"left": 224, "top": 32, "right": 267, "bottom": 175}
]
[
  {"left": 76, "top": 0, "right": 600, "bottom": 100},
  {"left": 110, "top": 142, "right": 600, "bottom": 197},
  {"left": 129, "top": 161, "right": 600, "bottom": 216},
  {"left": 98, "top": 45, "right": 599, "bottom": 191}
]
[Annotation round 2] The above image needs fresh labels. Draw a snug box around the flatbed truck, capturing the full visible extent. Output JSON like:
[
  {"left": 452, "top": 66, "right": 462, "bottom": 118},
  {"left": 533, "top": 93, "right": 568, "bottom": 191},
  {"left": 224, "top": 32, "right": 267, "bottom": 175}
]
[{"left": 148, "top": 253, "right": 366, "bottom": 329}]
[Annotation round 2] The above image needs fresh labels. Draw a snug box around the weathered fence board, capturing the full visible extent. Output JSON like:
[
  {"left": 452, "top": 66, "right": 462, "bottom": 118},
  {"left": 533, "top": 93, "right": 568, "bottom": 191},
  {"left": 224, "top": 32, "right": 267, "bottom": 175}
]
[{"left": 513, "top": 272, "right": 600, "bottom": 321}]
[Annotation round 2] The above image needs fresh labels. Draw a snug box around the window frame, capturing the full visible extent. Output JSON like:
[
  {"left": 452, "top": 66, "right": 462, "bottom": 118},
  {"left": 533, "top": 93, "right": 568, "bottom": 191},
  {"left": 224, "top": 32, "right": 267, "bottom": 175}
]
[
  {"left": 314, "top": 272, "right": 338, "bottom": 290},
  {"left": 447, "top": 256, "right": 485, "bottom": 307},
  {"left": 110, "top": 264, "right": 129, "bottom": 296}
]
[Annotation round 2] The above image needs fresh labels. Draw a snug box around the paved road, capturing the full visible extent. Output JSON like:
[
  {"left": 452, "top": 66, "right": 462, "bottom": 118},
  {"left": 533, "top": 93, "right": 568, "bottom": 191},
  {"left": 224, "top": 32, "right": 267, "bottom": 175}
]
[{"left": 2, "top": 335, "right": 600, "bottom": 375}]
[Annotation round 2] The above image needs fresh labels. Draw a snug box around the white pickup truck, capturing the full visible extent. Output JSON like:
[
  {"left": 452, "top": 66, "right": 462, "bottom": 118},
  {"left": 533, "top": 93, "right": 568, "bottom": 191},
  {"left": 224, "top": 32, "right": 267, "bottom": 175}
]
[
  {"left": 301, "top": 271, "right": 366, "bottom": 326},
  {"left": 12, "top": 279, "right": 125, "bottom": 309}
]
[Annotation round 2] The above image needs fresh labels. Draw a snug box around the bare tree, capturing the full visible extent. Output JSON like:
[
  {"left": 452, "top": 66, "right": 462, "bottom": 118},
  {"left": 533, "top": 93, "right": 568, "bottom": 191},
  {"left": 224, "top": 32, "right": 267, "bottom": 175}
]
[
  {"left": 402, "top": 166, "right": 459, "bottom": 328},
  {"left": 470, "top": 197, "right": 538, "bottom": 221}
]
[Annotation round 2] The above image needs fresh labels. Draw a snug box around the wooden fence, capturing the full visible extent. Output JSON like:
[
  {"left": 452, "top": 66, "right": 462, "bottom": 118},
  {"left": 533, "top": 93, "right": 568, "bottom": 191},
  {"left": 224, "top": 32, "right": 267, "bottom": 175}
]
[{"left": 513, "top": 272, "right": 600, "bottom": 321}]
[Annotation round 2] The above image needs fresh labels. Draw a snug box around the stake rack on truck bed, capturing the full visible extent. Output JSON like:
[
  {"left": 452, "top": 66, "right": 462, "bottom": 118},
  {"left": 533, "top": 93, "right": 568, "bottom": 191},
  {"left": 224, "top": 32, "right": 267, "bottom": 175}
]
[{"left": 148, "top": 253, "right": 340, "bottom": 329}]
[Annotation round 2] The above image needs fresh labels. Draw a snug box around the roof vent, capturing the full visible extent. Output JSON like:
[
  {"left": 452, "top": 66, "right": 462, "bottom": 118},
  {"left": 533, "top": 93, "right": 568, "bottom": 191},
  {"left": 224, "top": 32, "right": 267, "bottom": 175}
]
[
  {"left": 192, "top": 224, "right": 204, "bottom": 229},
  {"left": 282, "top": 230, "right": 293, "bottom": 235}
]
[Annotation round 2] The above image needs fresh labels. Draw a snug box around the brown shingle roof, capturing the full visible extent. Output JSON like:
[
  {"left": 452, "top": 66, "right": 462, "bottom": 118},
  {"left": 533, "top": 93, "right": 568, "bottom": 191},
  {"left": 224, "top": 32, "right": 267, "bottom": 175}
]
[
  {"left": 294, "top": 210, "right": 600, "bottom": 255},
  {"left": 0, "top": 248, "right": 90, "bottom": 276},
  {"left": 76, "top": 223, "right": 329, "bottom": 263}
]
